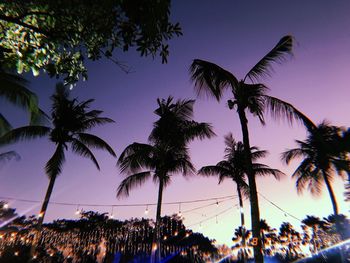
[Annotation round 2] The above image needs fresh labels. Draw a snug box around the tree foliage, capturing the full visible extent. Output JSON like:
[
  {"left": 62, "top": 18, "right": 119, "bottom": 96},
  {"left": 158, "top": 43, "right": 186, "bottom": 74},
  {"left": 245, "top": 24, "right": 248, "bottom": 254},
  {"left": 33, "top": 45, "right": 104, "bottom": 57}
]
[{"left": 0, "top": 0, "right": 182, "bottom": 83}]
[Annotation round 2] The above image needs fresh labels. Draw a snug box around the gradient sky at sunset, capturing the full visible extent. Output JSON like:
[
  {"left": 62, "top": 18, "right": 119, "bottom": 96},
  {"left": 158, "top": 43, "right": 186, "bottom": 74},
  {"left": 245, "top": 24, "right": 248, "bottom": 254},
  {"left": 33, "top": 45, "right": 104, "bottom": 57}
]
[{"left": 1, "top": 1, "right": 350, "bottom": 245}]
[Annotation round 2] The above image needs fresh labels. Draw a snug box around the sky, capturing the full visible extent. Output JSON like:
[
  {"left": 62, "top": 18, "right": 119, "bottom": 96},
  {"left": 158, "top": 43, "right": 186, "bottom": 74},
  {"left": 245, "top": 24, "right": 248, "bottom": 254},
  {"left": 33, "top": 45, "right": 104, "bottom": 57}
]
[{"left": 1, "top": 0, "right": 350, "bottom": 246}]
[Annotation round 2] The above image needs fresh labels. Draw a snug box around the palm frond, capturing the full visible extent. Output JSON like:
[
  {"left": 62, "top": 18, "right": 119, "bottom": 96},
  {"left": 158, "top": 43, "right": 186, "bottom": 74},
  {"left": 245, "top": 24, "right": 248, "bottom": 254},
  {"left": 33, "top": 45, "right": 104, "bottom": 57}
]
[
  {"left": 173, "top": 98, "right": 195, "bottom": 120},
  {"left": 224, "top": 133, "right": 236, "bottom": 149},
  {"left": 331, "top": 159, "right": 350, "bottom": 179},
  {"left": 291, "top": 158, "right": 313, "bottom": 180},
  {"left": 307, "top": 169, "right": 323, "bottom": 196},
  {"left": 76, "top": 133, "right": 116, "bottom": 157},
  {"left": 252, "top": 164, "right": 285, "bottom": 180},
  {"left": 0, "top": 151, "right": 20, "bottom": 164},
  {"left": 281, "top": 148, "right": 306, "bottom": 164},
  {"left": 30, "top": 109, "right": 50, "bottom": 126},
  {"left": 117, "top": 171, "right": 152, "bottom": 197},
  {"left": 70, "top": 139, "right": 100, "bottom": 170},
  {"left": 0, "top": 70, "right": 39, "bottom": 114},
  {"left": 117, "top": 143, "right": 154, "bottom": 173},
  {"left": 244, "top": 35, "right": 293, "bottom": 83},
  {"left": 0, "top": 126, "right": 50, "bottom": 146},
  {"left": 80, "top": 117, "right": 115, "bottom": 130},
  {"left": 0, "top": 114, "right": 12, "bottom": 136},
  {"left": 264, "top": 95, "right": 315, "bottom": 128},
  {"left": 183, "top": 121, "right": 216, "bottom": 142},
  {"left": 189, "top": 59, "right": 238, "bottom": 101},
  {"left": 198, "top": 165, "right": 230, "bottom": 178},
  {"left": 241, "top": 83, "right": 268, "bottom": 124},
  {"left": 251, "top": 149, "right": 268, "bottom": 161},
  {"left": 45, "top": 144, "right": 65, "bottom": 178},
  {"left": 172, "top": 156, "right": 196, "bottom": 176},
  {"left": 158, "top": 174, "right": 172, "bottom": 188}
]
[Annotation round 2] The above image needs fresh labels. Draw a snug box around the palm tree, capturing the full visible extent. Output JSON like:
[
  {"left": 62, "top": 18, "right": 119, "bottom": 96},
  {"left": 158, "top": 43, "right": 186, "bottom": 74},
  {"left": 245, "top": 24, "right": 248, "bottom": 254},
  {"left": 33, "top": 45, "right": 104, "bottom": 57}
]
[
  {"left": 0, "top": 83, "right": 116, "bottom": 227},
  {"left": 0, "top": 69, "right": 47, "bottom": 165},
  {"left": 189, "top": 35, "right": 306, "bottom": 262},
  {"left": 0, "top": 69, "right": 46, "bottom": 130},
  {"left": 117, "top": 97, "right": 215, "bottom": 263},
  {"left": 281, "top": 121, "right": 349, "bottom": 216},
  {"left": 278, "top": 222, "right": 302, "bottom": 260},
  {"left": 301, "top": 215, "right": 324, "bottom": 254},
  {"left": 198, "top": 133, "right": 283, "bottom": 262}
]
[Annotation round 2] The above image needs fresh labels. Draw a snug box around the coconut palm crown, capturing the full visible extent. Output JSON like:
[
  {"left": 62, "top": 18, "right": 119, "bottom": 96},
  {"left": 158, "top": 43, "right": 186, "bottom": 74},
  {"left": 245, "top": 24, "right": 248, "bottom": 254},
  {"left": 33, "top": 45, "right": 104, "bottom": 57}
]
[
  {"left": 189, "top": 35, "right": 307, "bottom": 262},
  {"left": 117, "top": 96, "right": 215, "bottom": 263},
  {"left": 198, "top": 133, "right": 283, "bottom": 262},
  {"left": 281, "top": 120, "right": 349, "bottom": 216},
  {"left": 0, "top": 83, "right": 116, "bottom": 226}
]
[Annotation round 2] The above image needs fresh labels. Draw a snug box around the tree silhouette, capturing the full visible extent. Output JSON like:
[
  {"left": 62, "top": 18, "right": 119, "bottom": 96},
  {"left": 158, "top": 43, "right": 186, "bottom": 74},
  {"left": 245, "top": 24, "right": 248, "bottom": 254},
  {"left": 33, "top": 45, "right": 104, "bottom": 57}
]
[
  {"left": 198, "top": 133, "right": 283, "bottom": 262},
  {"left": 281, "top": 121, "right": 349, "bottom": 216},
  {"left": 189, "top": 35, "right": 306, "bottom": 263},
  {"left": 1, "top": 0, "right": 182, "bottom": 83},
  {"left": 117, "top": 96, "right": 214, "bottom": 262},
  {"left": 0, "top": 83, "right": 116, "bottom": 227},
  {"left": 0, "top": 69, "right": 47, "bottom": 165}
]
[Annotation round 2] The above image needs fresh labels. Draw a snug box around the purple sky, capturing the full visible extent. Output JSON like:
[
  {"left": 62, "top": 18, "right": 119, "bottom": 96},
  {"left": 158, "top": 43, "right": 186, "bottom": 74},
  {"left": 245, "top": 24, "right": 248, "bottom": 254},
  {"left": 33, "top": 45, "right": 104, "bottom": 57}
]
[{"left": 1, "top": 1, "right": 350, "bottom": 245}]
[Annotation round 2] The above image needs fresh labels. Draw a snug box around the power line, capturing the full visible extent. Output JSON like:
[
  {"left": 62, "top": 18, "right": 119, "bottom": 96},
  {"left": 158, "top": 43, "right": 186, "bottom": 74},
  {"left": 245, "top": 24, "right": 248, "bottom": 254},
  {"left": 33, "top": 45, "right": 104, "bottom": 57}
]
[
  {"left": 258, "top": 192, "right": 301, "bottom": 222},
  {"left": 0, "top": 194, "right": 237, "bottom": 208},
  {"left": 182, "top": 197, "right": 236, "bottom": 214},
  {"left": 186, "top": 205, "right": 237, "bottom": 228}
]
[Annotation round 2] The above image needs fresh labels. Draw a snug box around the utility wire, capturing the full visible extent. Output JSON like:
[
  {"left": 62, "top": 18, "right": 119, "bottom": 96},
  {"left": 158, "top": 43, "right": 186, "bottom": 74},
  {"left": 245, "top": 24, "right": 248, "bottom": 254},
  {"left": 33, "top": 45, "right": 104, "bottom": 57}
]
[
  {"left": 186, "top": 205, "right": 238, "bottom": 228},
  {"left": 0, "top": 194, "right": 237, "bottom": 208},
  {"left": 258, "top": 192, "right": 301, "bottom": 222},
  {"left": 182, "top": 197, "right": 236, "bottom": 214}
]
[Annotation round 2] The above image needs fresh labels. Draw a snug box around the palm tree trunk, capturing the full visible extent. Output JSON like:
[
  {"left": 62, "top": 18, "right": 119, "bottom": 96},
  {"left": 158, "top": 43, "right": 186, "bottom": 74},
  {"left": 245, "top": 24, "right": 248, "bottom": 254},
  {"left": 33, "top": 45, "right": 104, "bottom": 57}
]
[
  {"left": 238, "top": 107, "right": 264, "bottom": 263},
  {"left": 31, "top": 174, "right": 56, "bottom": 257},
  {"left": 151, "top": 178, "right": 164, "bottom": 263},
  {"left": 322, "top": 171, "right": 338, "bottom": 215},
  {"left": 237, "top": 184, "right": 247, "bottom": 263},
  {"left": 38, "top": 174, "right": 57, "bottom": 228}
]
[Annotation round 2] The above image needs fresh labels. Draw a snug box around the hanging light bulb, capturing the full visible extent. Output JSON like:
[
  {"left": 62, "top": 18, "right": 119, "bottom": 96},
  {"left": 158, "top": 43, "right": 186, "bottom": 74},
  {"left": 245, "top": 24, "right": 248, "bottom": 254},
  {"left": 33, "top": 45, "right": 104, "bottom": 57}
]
[
  {"left": 216, "top": 200, "right": 219, "bottom": 207},
  {"left": 178, "top": 203, "right": 182, "bottom": 217},
  {"left": 144, "top": 205, "right": 149, "bottom": 215},
  {"left": 75, "top": 205, "right": 81, "bottom": 215},
  {"left": 109, "top": 206, "right": 114, "bottom": 219}
]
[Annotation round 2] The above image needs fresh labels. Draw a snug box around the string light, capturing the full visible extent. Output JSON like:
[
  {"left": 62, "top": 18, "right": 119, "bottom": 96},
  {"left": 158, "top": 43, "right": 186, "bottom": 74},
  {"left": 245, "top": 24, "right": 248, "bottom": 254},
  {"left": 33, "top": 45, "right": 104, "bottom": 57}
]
[
  {"left": 3, "top": 203, "right": 8, "bottom": 209},
  {"left": 178, "top": 203, "right": 182, "bottom": 217},
  {"left": 75, "top": 205, "right": 81, "bottom": 215},
  {"left": 144, "top": 205, "right": 149, "bottom": 215},
  {"left": 0, "top": 194, "right": 236, "bottom": 207},
  {"left": 152, "top": 243, "right": 157, "bottom": 251},
  {"left": 109, "top": 206, "right": 114, "bottom": 219}
]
